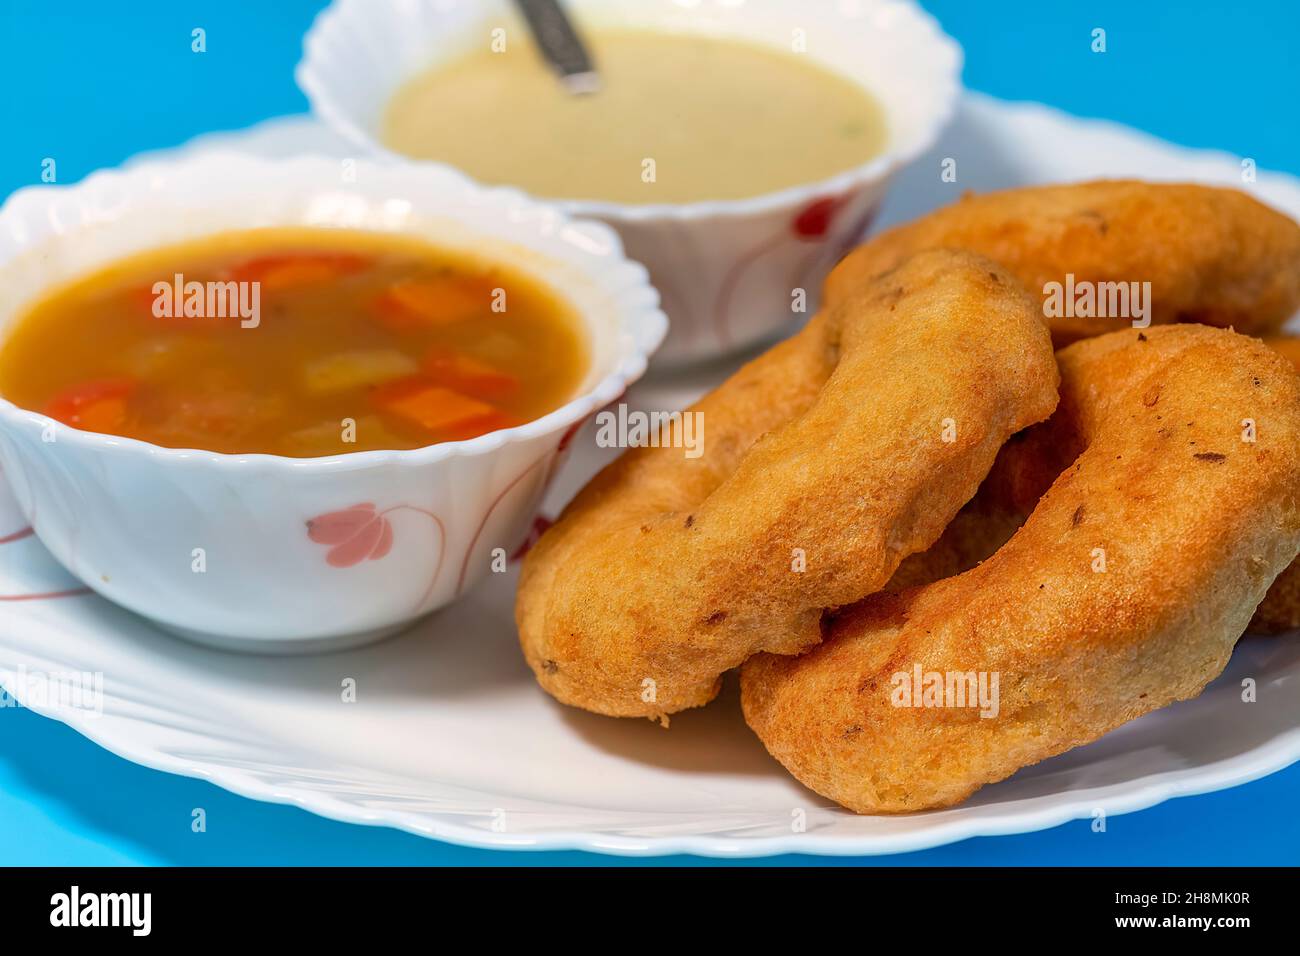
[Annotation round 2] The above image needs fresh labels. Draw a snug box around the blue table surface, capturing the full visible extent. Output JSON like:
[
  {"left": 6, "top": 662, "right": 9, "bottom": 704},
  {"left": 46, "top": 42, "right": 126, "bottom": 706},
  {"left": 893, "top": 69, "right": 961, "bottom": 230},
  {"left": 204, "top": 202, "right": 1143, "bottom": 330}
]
[{"left": 1, "top": 0, "right": 1297, "bottom": 866}]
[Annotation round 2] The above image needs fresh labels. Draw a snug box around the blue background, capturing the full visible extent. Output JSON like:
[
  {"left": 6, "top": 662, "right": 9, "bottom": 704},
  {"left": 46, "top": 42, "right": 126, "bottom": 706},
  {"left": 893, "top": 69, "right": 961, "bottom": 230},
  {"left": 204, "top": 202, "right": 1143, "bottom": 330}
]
[{"left": 1, "top": 0, "right": 1297, "bottom": 866}]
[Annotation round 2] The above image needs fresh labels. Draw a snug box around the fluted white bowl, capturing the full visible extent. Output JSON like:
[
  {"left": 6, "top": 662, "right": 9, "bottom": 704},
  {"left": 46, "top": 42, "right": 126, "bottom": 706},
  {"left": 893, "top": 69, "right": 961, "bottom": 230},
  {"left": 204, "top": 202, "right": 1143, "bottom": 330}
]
[
  {"left": 297, "top": 0, "right": 962, "bottom": 362},
  {"left": 0, "top": 152, "right": 666, "bottom": 651}
]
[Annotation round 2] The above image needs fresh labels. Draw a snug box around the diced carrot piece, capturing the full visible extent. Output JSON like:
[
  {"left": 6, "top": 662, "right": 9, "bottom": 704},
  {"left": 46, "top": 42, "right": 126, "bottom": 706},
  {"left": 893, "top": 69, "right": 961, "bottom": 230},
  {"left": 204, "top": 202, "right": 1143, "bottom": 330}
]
[
  {"left": 131, "top": 284, "right": 162, "bottom": 316},
  {"left": 421, "top": 346, "right": 519, "bottom": 399},
  {"left": 371, "top": 276, "right": 494, "bottom": 331},
  {"left": 44, "top": 379, "right": 136, "bottom": 432},
  {"left": 370, "top": 377, "right": 515, "bottom": 438},
  {"left": 74, "top": 397, "right": 128, "bottom": 433},
  {"left": 227, "top": 252, "right": 368, "bottom": 292},
  {"left": 254, "top": 261, "right": 339, "bottom": 290},
  {"left": 371, "top": 378, "right": 494, "bottom": 431},
  {"left": 433, "top": 409, "right": 520, "bottom": 442}
]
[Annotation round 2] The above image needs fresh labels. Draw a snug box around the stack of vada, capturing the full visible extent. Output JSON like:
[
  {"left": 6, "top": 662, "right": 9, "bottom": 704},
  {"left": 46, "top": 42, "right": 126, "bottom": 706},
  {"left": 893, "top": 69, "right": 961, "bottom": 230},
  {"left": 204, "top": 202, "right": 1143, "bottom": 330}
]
[{"left": 515, "top": 180, "right": 1300, "bottom": 813}]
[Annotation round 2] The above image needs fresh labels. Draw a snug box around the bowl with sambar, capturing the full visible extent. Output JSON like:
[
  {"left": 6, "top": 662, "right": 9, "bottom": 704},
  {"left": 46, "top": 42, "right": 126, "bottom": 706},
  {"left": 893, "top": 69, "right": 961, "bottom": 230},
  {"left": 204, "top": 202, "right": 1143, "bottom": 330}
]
[{"left": 0, "top": 152, "right": 665, "bottom": 651}]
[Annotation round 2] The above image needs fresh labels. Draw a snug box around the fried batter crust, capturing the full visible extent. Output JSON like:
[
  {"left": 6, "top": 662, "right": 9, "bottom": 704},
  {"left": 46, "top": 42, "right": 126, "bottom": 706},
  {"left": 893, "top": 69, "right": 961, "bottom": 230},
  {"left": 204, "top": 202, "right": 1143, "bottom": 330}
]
[
  {"left": 516, "top": 250, "right": 1058, "bottom": 718},
  {"left": 742, "top": 326, "right": 1300, "bottom": 812},
  {"left": 890, "top": 342, "right": 1300, "bottom": 638},
  {"left": 828, "top": 181, "right": 1300, "bottom": 344}
]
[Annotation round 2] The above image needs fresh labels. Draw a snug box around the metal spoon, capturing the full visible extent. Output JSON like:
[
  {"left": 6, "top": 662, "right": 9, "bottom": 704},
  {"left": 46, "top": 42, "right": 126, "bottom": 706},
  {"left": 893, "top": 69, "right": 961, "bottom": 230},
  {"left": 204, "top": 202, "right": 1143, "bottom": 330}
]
[{"left": 511, "top": 0, "right": 600, "bottom": 94}]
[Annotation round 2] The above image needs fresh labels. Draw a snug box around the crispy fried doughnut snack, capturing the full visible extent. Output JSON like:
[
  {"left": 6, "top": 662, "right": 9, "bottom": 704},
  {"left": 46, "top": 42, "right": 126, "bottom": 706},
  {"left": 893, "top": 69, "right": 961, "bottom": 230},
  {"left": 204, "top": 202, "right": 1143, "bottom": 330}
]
[
  {"left": 516, "top": 250, "right": 1058, "bottom": 719},
  {"left": 892, "top": 336, "right": 1300, "bottom": 611},
  {"left": 742, "top": 325, "right": 1300, "bottom": 812},
  {"left": 828, "top": 181, "right": 1300, "bottom": 344},
  {"left": 893, "top": 334, "right": 1300, "bottom": 634}
]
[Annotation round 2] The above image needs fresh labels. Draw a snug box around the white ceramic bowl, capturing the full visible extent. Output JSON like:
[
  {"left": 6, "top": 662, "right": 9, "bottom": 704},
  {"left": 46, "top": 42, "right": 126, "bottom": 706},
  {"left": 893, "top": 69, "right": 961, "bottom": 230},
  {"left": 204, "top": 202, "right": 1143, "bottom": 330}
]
[
  {"left": 0, "top": 152, "right": 666, "bottom": 652},
  {"left": 297, "top": 0, "right": 962, "bottom": 362}
]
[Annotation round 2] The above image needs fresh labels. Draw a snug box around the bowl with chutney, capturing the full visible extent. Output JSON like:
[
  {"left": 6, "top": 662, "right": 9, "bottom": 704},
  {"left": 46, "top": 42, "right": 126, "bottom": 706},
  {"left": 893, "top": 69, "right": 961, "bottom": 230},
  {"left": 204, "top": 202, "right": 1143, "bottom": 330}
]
[
  {"left": 0, "top": 152, "right": 666, "bottom": 651},
  {"left": 297, "top": 0, "right": 962, "bottom": 362}
]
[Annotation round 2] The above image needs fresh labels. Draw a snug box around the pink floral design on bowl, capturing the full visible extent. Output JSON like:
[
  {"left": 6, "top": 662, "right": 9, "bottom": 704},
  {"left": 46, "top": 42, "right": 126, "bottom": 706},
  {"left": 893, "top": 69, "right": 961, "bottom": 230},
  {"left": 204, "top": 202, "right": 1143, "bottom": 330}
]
[{"left": 307, "top": 503, "right": 394, "bottom": 567}]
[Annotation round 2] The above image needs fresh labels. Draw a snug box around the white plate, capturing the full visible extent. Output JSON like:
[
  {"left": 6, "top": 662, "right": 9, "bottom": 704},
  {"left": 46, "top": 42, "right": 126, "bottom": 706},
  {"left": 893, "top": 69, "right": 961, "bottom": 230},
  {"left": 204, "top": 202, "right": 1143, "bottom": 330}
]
[{"left": 2, "top": 94, "right": 1298, "bottom": 857}]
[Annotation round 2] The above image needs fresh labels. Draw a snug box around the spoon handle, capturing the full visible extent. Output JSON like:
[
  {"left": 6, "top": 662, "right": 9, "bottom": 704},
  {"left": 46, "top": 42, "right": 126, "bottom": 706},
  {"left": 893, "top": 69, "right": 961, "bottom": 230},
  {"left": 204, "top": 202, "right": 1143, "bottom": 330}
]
[{"left": 511, "top": 0, "right": 600, "bottom": 94}]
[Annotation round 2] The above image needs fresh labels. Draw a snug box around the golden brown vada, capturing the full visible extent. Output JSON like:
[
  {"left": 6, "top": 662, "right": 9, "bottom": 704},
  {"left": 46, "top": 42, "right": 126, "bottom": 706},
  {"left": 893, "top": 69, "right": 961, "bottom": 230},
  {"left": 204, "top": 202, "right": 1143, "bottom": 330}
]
[
  {"left": 516, "top": 250, "right": 1058, "bottom": 719},
  {"left": 829, "top": 181, "right": 1300, "bottom": 345},
  {"left": 895, "top": 333, "right": 1300, "bottom": 634},
  {"left": 741, "top": 325, "right": 1300, "bottom": 813}
]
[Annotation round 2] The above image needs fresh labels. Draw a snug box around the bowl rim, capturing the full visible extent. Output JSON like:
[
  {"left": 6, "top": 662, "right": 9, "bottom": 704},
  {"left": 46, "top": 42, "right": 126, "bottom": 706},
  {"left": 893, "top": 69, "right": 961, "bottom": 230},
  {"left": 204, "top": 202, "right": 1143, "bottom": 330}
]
[
  {"left": 0, "top": 150, "right": 668, "bottom": 474},
  {"left": 294, "top": 0, "right": 964, "bottom": 223}
]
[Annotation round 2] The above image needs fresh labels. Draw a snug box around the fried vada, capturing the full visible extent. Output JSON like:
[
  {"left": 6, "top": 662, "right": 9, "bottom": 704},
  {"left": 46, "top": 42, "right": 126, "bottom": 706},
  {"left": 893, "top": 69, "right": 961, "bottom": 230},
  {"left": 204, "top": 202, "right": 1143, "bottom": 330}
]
[
  {"left": 828, "top": 181, "right": 1300, "bottom": 345},
  {"left": 516, "top": 250, "right": 1058, "bottom": 719},
  {"left": 891, "top": 333, "right": 1300, "bottom": 634},
  {"left": 741, "top": 325, "right": 1300, "bottom": 812}
]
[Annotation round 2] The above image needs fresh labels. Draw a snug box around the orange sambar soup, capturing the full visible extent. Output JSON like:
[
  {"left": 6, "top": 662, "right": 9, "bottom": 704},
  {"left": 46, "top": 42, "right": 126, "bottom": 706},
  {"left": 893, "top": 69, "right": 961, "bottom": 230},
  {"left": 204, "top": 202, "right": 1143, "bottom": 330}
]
[{"left": 0, "top": 228, "right": 590, "bottom": 456}]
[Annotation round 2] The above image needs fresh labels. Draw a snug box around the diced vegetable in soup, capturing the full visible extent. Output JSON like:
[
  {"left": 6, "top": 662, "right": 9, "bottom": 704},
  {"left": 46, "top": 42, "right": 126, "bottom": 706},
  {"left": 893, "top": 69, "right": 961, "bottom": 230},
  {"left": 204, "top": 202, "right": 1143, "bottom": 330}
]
[{"left": 0, "top": 228, "right": 588, "bottom": 456}]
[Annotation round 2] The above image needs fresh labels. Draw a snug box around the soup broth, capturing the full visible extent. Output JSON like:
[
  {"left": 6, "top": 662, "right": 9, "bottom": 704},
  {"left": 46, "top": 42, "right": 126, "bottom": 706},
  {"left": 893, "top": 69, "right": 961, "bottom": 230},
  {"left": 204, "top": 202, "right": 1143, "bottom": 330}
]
[
  {"left": 382, "top": 29, "right": 888, "bottom": 204},
  {"left": 0, "top": 228, "right": 589, "bottom": 456}
]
